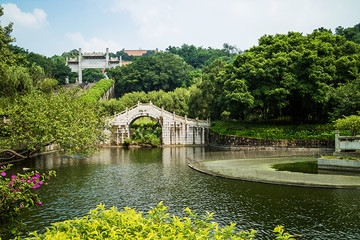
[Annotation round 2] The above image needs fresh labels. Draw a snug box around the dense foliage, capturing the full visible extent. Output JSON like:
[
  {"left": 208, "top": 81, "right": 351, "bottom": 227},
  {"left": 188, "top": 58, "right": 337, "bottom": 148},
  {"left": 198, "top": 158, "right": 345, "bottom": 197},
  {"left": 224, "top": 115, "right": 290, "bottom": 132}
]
[
  {"left": 80, "top": 78, "right": 115, "bottom": 103},
  {"left": 0, "top": 88, "right": 107, "bottom": 159},
  {"left": 166, "top": 43, "right": 241, "bottom": 68},
  {"left": 229, "top": 30, "right": 360, "bottom": 122},
  {"left": 100, "top": 88, "right": 191, "bottom": 117},
  {"left": 211, "top": 120, "right": 334, "bottom": 140},
  {"left": 131, "top": 122, "right": 162, "bottom": 146},
  {"left": 8, "top": 45, "right": 75, "bottom": 84},
  {"left": 0, "top": 164, "right": 55, "bottom": 237},
  {"left": 336, "top": 23, "right": 360, "bottom": 44},
  {"left": 82, "top": 68, "right": 105, "bottom": 83},
  {"left": 333, "top": 115, "right": 360, "bottom": 136},
  {"left": 107, "top": 52, "right": 193, "bottom": 96},
  {"left": 19, "top": 202, "right": 295, "bottom": 240}
]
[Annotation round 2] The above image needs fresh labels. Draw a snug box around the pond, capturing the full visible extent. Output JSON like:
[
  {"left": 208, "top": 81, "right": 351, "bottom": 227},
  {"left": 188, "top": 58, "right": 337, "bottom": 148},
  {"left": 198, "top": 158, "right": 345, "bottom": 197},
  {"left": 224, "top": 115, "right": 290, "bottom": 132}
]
[{"left": 11, "top": 147, "right": 360, "bottom": 239}]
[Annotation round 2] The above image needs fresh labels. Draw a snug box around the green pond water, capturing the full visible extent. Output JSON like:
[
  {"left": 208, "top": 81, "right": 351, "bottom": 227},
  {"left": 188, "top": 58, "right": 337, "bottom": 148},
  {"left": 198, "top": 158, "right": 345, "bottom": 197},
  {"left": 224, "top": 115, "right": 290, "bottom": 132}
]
[{"left": 8, "top": 147, "right": 360, "bottom": 239}]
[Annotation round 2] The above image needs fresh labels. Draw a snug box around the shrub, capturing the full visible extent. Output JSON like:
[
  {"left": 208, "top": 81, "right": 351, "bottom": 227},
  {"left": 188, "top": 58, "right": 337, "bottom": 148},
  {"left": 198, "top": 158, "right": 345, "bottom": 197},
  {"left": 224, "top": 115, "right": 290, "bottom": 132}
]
[
  {"left": 20, "top": 202, "right": 295, "bottom": 240},
  {"left": 211, "top": 120, "right": 334, "bottom": 140},
  {"left": 80, "top": 79, "right": 115, "bottom": 103},
  {"left": 333, "top": 115, "right": 360, "bottom": 136},
  {"left": 124, "top": 138, "right": 132, "bottom": 146},
  {"left": 0, "top": 164, "right": 55, "bottom": 237}
]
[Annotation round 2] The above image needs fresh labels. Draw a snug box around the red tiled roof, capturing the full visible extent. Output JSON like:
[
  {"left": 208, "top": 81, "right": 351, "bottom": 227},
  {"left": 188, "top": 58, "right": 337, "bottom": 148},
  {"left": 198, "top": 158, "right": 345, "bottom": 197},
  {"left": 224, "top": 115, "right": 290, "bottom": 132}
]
[{"left": 124, "top": 50, "right": 157, "bottom": 56}]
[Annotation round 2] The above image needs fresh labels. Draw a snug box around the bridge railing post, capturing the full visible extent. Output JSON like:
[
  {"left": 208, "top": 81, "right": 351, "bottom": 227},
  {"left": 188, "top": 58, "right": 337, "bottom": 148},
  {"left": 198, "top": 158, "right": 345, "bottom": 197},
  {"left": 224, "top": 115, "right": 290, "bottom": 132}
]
[{"left": 335, "top": 130, "right": 340, "bottom": 152}]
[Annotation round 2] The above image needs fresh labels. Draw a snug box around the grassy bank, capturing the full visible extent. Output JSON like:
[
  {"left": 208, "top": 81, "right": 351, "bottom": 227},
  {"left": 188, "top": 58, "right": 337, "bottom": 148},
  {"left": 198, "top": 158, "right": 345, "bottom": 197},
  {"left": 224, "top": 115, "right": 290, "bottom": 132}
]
[{"left": 210, "top": 120, "right": 339, "bottom": 140}]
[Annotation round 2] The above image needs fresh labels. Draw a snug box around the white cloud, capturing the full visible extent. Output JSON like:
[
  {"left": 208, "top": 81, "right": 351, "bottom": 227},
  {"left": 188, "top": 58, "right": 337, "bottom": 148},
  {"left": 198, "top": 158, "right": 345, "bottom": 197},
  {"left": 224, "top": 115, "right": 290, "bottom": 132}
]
[
  {"left": 65, "top": 32, "right": 121, "bottom": 52},
  {"left": 107, "top": 0, "right": 360, "bottom": 50},
  {"left": 1, "top": 3, "right": 48, "bottom": 29}
]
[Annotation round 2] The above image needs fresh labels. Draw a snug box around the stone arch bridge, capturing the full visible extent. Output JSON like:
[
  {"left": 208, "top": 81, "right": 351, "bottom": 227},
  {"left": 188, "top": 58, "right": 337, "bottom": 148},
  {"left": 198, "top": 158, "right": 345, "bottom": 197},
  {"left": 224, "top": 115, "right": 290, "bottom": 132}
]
[{"left": 108, "top": 102, "right": 210, "bottom": 145}]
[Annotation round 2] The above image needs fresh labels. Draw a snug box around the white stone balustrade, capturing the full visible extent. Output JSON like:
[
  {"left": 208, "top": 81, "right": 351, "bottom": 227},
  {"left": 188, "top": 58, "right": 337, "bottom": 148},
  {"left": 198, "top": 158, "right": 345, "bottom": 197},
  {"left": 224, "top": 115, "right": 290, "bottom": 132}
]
[{"left": 108, "top": 102, "right": 210, "bottom": 145}]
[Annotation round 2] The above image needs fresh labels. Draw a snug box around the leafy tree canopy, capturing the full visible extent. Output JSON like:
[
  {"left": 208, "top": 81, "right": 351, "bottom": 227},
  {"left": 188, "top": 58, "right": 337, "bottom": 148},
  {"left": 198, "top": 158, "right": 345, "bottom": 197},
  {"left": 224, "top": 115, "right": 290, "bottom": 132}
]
[
  {"left": 0, "top": 89, "right": 107, "bottom": 159},
  {"left": 336, "top": 23, "right": 360, "bottom": 44},
  {"left": 166, "top": 43, "right": 241, "bottom": 69},
  {"left": 231, "top": 30, "right": 360, "bottom": 122},
  {"left": 108, "top": 52, "right": 193, "bottom": 97},
  {"left": 82, "top": 68, "right": 105, "bottom": 83}
]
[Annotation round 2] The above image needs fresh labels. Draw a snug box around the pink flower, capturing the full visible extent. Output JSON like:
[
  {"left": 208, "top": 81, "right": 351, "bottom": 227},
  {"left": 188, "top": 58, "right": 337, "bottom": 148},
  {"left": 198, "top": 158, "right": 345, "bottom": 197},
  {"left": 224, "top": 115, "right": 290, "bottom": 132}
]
[
  {"left": 1, "top": 172, "right": 6, "bottom": 177},
  {"left": 33, "top": 185, "right": 38, "bottom": 189},
  {"left": 20, "top": 204, "right": 23, "bottom": 208},
  {"left": 38, "top": 201, "right": 42, "bottom": 206},
  {"left": 11, "top": 189, "right": 15, "bottom": 192},
  {"left": 39, "top": 181, "right": 43, "bottom": 185},
  {"left": 36, "top": 173, "right": 40, "bottom": 178},
  {"left": 11, "top": 175, "right": 16, "bottom": 179},
  {"left": 10, "top": 181, "right": 15, "bottom": 185},
  {"left": 17, "top": 188, "right": 20, "bottom": 192},
  {"left": 27, "top": 180, "right": 32, "bottom": 184}
]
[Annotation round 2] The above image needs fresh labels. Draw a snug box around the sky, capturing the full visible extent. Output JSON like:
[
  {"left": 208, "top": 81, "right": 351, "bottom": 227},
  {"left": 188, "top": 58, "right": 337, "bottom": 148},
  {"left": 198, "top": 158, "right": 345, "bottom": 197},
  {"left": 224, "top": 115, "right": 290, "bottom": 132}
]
[{"left": 1, "top": 0, "right": 360, "bottom": 57}]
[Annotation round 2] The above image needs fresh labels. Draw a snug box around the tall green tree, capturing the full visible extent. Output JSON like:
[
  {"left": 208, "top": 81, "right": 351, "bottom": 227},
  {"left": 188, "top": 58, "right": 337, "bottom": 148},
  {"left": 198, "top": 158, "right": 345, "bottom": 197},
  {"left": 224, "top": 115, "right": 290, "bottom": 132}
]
[
  {"left": 108, "top": 52, "right": 193, "bottom": 96},
  {"left": 232, "top": 30, "right": 360, "bottom": 122},
  {"left": 0, "top": 89, "right": 107, "bottom": 159},
  {"left": 336, "top": 23, "right": 360, "bottom": 44}
]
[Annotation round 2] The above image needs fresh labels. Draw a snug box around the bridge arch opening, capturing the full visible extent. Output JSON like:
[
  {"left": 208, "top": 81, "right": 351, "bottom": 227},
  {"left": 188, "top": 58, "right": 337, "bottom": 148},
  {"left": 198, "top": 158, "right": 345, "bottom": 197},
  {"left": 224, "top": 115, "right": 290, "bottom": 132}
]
[
  {"left": 110, "top": 102, "right": 210, "bottom": 145},
  {"left": 129, "top": 116, "right": 162, "bottom": 146}
]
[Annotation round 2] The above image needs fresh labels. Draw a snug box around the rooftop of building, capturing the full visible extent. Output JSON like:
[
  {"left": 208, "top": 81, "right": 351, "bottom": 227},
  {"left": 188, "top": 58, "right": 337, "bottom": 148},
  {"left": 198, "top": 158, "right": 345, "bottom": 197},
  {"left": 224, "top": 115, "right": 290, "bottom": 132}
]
[
  {"left": 124, "top": 50, "right": 157, "bottom": 56},
  {"left": 83, "top": 52, "right": 105, "bottom": 58}
]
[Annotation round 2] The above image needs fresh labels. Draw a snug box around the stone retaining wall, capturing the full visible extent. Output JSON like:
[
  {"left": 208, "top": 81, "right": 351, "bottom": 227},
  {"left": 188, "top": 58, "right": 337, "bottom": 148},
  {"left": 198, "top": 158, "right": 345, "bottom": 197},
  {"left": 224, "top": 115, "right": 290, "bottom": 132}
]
[
  {"left": 318, "top": 158, "right": 360, "bottom": 172},
  {"left": 209, "top": 131, "right": 334, "bottom": 148}
]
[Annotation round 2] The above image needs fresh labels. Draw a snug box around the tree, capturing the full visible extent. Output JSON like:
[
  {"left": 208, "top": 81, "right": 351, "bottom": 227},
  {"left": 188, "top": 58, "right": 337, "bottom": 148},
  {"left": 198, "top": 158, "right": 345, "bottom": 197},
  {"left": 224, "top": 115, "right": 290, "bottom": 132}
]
[
  {"left": 188, "top": 60, "right": 230, "bottom": 120},
  {"left": 329, "top": 78, "right": 360, "bottom": 120},
  {"left": 223, "top": 76, "right": 254, "bottom": 120},
  {"left": 113, "top": 50, "right": 133, "bottom": 61},
  {"left": 82, "top": 68, "right": 104, "bottom": 83},
  {"left": 51, "top": 55, "right": 75, "bottom": 84},
  {"left": 0, "top": 6, "right": 17, "bottom": 65},
  {"left": 232, "top": 30, "right": 360, "bottom": 122},
  {"left": 61, "top": 49, "right": 79, "bottom": 59},
  {"left": 0, "top": 88, "right": 107, "bottom": 159},
  {"left": 109, "top": 52, "right": 193, "bottom": 96},
  {"left": 166, "top": 43, "right": 241, "bottom": 69},
  {"left": 336, "top": 23, "right": 360, "bottom": 44}
]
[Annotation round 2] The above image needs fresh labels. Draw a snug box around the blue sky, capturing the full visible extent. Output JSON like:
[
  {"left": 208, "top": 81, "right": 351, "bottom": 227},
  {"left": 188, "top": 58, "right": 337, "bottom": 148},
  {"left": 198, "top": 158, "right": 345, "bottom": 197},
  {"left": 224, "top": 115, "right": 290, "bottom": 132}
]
[{"left": 1, "top": 0, "right": 360, "bottom": 57}]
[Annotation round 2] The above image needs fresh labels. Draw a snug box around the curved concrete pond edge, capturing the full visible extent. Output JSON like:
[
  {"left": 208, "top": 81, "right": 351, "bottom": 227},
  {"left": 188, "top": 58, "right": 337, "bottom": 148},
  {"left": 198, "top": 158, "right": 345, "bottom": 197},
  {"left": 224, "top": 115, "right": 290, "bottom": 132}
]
[{"left": 188, "top": 158, "right": 360, "bottom": 189}]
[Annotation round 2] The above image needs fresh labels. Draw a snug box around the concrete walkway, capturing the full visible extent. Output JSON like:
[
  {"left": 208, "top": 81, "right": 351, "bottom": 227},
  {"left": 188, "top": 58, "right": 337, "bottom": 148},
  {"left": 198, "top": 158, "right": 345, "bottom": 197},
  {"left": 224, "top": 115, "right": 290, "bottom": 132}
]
[{"left": 189, "top": 157, "right": 360, "bottom": 189}]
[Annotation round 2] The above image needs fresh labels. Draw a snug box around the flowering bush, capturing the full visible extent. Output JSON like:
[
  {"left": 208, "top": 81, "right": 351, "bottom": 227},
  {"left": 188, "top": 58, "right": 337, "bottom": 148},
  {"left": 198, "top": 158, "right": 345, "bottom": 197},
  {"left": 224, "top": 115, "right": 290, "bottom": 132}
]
[{"left": 0, "top": 164, "right": 55, "bottom": 237}]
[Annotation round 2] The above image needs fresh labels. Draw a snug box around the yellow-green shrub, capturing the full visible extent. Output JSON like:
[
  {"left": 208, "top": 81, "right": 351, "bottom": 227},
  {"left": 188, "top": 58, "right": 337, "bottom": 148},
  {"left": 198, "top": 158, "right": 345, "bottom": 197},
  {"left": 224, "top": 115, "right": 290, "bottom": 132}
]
[{"left": 20, "top": 202, "right": 295, "bottom": 240}]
